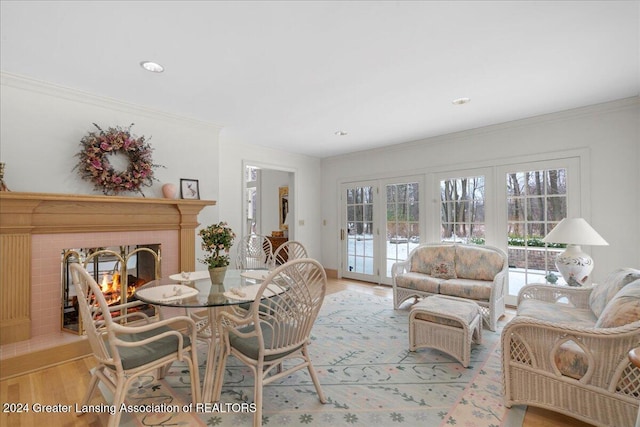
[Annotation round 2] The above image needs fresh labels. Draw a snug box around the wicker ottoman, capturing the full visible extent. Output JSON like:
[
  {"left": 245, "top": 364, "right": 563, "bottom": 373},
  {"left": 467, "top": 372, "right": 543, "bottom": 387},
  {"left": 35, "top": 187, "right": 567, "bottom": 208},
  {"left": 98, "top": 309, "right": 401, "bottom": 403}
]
[{"left": 409, "top": 296, "right": 482, "bottom": 367}]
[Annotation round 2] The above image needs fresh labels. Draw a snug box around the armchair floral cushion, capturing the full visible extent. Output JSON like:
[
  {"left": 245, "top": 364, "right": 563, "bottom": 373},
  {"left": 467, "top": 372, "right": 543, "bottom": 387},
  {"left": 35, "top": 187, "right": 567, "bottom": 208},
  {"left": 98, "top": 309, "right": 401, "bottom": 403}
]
[
  {"left": 595, "top": 280, "right": 640, "bottom": 328},
  {"left": 517, "top": 299, "right": 597, "bottom": 325},
  {"left": 589, "top": 267, "right": 640, "bottom": 317}
]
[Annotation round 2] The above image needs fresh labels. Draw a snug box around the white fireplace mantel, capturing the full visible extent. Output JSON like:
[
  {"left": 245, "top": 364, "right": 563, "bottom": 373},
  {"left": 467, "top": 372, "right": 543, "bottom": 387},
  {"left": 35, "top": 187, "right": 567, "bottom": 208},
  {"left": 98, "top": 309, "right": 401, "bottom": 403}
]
[{"left": 0, "top": 191, "right": 215, "bottom": 345}]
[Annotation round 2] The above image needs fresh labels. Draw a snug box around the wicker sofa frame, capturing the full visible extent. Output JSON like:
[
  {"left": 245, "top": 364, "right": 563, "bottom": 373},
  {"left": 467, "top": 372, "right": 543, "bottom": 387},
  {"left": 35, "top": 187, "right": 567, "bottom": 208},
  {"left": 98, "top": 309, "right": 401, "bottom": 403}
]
[
  {"left": 392, "top": 243, "right": 508, "bottom": 331},
  {"left": 502, "top": 283, "right": 640, "bottom": 427}
]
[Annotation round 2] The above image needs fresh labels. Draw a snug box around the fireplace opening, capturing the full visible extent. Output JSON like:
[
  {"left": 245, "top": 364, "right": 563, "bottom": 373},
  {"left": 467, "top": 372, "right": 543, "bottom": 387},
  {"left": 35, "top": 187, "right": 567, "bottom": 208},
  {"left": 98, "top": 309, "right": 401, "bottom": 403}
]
[{"left": 61, "top": 244, "right": 161, "bottom": 334}]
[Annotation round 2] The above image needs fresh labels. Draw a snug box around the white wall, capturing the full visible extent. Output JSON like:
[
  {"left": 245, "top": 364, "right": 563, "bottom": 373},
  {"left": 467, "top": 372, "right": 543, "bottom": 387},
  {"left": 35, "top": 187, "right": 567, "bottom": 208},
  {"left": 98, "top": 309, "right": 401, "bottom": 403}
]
[
  {"left": 321, "top": 97, "right": 640, "bottom": 284},
  {"left": 0, "top": 72, "right": 222, "bottom": 266},
  {"left": 0, "top": 72, "right": 324, "bottom": 268},
  {"left": 218, "top": 138, "right": 323, "bottom": 260}
]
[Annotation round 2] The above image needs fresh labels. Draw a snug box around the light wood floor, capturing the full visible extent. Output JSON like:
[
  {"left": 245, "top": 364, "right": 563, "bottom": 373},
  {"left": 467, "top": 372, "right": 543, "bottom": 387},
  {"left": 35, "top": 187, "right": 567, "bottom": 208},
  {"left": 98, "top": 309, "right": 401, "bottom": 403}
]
[{"left": 0, "top": 277, "right": 593, "bottom": 427}]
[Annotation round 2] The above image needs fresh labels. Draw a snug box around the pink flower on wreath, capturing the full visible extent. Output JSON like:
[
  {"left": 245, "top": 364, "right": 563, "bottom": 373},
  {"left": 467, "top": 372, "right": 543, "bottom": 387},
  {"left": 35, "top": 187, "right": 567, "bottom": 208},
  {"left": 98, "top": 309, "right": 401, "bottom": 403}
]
[
  {"left": 100, "top": 141, "right": 112, "bottom": 151},
  {"left": 90, "top": 159, "right": 103, "bottom": 170}
]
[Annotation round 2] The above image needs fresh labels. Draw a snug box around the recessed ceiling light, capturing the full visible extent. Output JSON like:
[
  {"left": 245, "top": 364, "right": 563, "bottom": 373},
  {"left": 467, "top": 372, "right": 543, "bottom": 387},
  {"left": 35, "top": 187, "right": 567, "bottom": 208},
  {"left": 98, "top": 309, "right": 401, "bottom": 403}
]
[
  {"left": 452, "top": 97, "right": 471, "bottom": 105},
  {"left": 140, "top": 61, "right": 164, "bottom": 73},
  {"left": 334, "top": 131, "right": 348, "bottom": 136}
]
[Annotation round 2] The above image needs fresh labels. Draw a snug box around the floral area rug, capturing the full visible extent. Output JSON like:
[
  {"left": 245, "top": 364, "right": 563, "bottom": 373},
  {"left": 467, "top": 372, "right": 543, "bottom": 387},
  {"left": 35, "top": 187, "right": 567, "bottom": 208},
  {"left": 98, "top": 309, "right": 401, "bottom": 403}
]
[{"left": 114, "top": 290, "right": 525, "bottom": 426}]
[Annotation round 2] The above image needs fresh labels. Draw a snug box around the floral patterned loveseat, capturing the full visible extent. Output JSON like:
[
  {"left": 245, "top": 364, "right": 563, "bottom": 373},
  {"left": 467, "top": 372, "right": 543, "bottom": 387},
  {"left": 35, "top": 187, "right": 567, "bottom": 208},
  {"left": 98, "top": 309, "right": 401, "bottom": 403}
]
[
  {"left": 502, "top": 268, "right": 640, "bottom": 427},
  {"left": 391, "top": 243, "right": 508, "bottom": 331}
]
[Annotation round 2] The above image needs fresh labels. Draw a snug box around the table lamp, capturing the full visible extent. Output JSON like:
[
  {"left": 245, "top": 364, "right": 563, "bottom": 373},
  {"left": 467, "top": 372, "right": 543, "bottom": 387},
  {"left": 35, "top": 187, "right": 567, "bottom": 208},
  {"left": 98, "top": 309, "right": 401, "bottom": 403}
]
[{"left": 542, "top": 217, "right": 608, "bottom": 286}]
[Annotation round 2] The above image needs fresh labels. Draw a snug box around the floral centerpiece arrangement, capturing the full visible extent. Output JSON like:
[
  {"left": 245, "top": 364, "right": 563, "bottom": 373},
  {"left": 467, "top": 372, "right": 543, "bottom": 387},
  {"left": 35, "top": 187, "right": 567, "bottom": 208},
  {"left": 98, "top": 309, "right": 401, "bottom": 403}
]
[
  {"left": 75, "top": 123, "right": 161, "bottom": 196},
  {"left": 199, "top": 222, "right": 236, "bottom": 283}
]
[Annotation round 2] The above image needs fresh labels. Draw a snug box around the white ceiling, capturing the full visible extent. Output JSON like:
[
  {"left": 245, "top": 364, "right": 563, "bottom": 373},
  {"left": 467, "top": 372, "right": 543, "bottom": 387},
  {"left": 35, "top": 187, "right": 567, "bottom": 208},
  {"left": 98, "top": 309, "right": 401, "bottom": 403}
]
[{"left": 1, "top": 1, "right": 638, "bottom": 158}]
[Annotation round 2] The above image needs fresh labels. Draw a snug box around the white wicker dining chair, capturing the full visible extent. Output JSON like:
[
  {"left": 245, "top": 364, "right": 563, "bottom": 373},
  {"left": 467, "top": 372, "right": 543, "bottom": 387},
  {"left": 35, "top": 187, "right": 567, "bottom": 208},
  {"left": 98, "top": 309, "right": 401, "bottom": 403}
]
[
  {"left": 236, "top": 234, "right": 273, "bottom": 270},
  {"left": 69, "top": 263, "right": 201, "bottom": 427},
  {"left": 212, "top": 258, "right": 328, "bottom": 427},
  {"left": 268, "top": 240, "right": 308, "bottom": 269}
]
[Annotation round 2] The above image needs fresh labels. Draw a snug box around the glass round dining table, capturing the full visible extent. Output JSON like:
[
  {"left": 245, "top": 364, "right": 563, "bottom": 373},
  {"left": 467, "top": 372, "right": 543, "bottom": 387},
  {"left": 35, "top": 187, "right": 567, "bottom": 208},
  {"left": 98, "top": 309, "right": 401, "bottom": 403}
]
[{"left": 134, "top": 269, "right": 269, "bottom": 402}]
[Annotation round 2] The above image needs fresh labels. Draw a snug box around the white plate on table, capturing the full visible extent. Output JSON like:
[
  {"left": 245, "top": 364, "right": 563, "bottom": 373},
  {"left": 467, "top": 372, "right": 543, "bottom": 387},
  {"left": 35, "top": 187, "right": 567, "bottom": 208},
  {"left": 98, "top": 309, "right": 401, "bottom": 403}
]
[
  {"left": 240, "top": 270, "right": 270, "bottom": 281},
  {"left": 224, "top": 283, "right": 284, "bottom": 301},
  {"left": 169, "top": 271, "right": 210, "bottom": 282},
  {"left": 136, "top": 284, "right": 199, "bottom": 303}
]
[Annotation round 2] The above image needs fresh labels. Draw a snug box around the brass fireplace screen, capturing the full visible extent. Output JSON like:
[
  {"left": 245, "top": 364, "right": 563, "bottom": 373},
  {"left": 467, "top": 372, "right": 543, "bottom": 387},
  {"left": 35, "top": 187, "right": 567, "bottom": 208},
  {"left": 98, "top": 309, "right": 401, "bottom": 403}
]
[{"left": 61, "top": 244, "right": 161, "bottom": 334}]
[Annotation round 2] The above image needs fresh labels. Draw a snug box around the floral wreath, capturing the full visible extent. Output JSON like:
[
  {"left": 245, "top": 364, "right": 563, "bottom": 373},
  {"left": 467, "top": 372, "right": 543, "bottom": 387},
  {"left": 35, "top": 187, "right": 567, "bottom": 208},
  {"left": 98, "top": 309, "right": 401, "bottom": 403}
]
[{"left": 75, "top": 123, "right": 161, "bottom": 196}]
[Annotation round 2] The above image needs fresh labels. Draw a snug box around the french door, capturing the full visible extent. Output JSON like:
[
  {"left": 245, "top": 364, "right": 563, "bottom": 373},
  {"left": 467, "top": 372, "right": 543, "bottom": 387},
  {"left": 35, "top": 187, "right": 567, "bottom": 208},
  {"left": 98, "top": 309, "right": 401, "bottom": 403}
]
[
  {"left": 497, "top": 158, "right": 581, "bottom": 306},
  {"left": 341, "top": 177, "right": 423, "bottom": 285},
  {"left": 341, "top": 181, "right": 378, "bottom": 282},
  {"left": 383, "top": 179, "right": 422, "bottom": 283}
]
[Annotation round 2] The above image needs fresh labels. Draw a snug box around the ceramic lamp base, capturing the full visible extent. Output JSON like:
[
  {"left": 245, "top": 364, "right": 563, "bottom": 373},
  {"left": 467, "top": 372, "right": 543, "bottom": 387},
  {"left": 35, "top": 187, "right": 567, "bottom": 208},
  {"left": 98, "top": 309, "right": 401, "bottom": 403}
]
[{"left": 555, "top": 244, "right": 594, "bottom": 287}]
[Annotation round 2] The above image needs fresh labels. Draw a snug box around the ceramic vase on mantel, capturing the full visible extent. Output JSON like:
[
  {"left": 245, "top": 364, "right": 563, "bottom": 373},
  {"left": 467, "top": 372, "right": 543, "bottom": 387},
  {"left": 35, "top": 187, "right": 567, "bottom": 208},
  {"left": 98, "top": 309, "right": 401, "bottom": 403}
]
[
  {"left": 162, "top": 183, "right": 177, "bottom": 199},
  {"left": 208, "top": 266, "right": 228, "bottom": 285}
]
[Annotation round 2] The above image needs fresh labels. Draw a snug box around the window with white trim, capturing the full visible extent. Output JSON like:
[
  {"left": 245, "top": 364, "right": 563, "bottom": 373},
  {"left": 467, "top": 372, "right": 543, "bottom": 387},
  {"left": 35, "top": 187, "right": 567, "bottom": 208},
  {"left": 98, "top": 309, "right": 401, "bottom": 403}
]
[
  {"left": 440, "top": 176, "right": 485, "bottom": 244},
  {"left": 506, "top": 168, "right": 568, "bottom": 288}
]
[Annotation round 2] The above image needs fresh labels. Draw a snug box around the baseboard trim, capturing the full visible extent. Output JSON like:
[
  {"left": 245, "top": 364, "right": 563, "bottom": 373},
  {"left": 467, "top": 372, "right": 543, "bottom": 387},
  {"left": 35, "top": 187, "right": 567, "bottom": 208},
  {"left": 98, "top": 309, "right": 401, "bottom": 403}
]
[
  {"left": 325, "top": 268, "right": 338, "bottom": 279},
  {"left": 0, "top": 339, "right": 92, "bottom": 380}
]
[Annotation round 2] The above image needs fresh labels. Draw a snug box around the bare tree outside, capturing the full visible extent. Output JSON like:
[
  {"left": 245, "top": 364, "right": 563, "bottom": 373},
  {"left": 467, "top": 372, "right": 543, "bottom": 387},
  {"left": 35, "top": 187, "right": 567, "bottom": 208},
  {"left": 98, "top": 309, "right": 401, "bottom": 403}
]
[
  {"left": 506, "top": 168, "right": 568, "bottom": 286},
  {"left": 440, "top": 176, "right": 485, "bottom": 244}
]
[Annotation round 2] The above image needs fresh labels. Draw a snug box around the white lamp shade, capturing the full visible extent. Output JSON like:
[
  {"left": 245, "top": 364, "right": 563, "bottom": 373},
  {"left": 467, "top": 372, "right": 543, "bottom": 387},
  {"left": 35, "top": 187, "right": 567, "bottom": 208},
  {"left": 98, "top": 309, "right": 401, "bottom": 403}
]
[
  {"left": 543, "top": 217, "right": 608, "bottom": 286},
  {"left": 542, "top": 218, "right": 608, "bottom": 246}
]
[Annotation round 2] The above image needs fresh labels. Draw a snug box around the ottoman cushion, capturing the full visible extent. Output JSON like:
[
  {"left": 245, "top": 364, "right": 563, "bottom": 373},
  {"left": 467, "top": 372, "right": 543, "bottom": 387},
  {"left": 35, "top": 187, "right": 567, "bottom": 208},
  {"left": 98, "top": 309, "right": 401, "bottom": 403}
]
[{"left": 412, "top": 296, "right": 480, "bottom": 327}]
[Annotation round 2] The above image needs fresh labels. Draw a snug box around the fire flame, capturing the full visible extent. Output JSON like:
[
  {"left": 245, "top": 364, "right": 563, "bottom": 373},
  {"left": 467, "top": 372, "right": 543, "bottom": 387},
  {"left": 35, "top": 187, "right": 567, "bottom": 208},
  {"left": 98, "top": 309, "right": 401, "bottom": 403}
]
[
  {"left": 112, "top": 272, "right": 120, "bottom": 291},
  {"left": 100, "top": 272, "right": 120, "bottom": 294},
  {"left": 100, "top": 273, "right": 110, "bottom": 293}
]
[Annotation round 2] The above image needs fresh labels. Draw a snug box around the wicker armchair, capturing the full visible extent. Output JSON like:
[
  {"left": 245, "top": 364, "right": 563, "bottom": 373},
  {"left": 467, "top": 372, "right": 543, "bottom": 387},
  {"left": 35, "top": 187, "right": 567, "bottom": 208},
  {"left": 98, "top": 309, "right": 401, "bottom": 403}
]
[
  {"left": 236, "top": 234, "right": 273, "bottom": 270},
  {"left": 212, "top": 258, "right": 327, "bottom": 427},
  {"left": 70, "top": 263, "right": 201, "bottom": 427},
  {"left": 502, "top": 269, "right": 640, "bottom": 427},
  {"left": 268, "top": 240, "right": 308, "bottom": 268}
]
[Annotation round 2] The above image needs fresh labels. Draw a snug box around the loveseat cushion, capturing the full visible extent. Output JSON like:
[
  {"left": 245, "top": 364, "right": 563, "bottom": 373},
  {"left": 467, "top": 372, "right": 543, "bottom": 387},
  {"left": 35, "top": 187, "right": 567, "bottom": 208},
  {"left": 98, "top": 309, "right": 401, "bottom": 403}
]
[
  {"left": 439, "top": 278, "right": 493, "bottom": 301},
  {"left": 595, "top": 280, "right": 640, "bottom": 328},
  {"left": 410, "top": 246, "right": 455, "bottom": 275},
  {"left": 395, "top": 272, "right": 443, "bottom": 294},
  {"left": 517, "top": 299, "right": 598, "bottom": 326},
  {"left": 589, "top": 268, "right": 640, "bottom": 318},
  {"left": 454, "top": 245, "right": 504, "bottom": 281}
]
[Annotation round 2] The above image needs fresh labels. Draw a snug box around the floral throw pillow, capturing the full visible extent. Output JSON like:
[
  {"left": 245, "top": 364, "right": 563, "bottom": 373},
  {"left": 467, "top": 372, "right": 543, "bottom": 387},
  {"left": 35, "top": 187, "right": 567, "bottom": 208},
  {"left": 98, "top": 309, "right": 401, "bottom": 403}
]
[
  {"left": 431, "top": 262, "right": 457, "bottom": 279},
  {"left": 595, "top": 280, "right": 640, "bottom": 328}
]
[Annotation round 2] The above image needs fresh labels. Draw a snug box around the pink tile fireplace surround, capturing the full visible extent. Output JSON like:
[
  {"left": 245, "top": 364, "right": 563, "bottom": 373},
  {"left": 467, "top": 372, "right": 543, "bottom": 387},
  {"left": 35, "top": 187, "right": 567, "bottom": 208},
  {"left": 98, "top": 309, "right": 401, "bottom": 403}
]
[
  {"left": 1, "top": 230, "right": 179, "bottom": 360},
  {"left": 0, "top": 192, "right": 215, "bottom": 360}
]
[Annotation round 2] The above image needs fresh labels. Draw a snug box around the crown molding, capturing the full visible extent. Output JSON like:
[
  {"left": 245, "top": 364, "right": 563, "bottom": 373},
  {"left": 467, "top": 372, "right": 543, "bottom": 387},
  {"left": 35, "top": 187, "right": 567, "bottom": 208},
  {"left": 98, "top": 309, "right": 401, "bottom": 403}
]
[
  {"left": 0, "top": 71, "right": 224, "bottom": 132},
  {"left": 328, "top": 96, "right": 639, "bottom": 161}
]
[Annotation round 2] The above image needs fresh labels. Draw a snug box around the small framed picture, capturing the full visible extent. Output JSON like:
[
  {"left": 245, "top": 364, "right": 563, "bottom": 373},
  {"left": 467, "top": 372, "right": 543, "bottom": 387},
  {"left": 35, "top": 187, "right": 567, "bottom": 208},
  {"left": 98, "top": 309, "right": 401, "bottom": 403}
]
[{"left": 180, "top": 179, "right": 200, "bottom": 199}]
